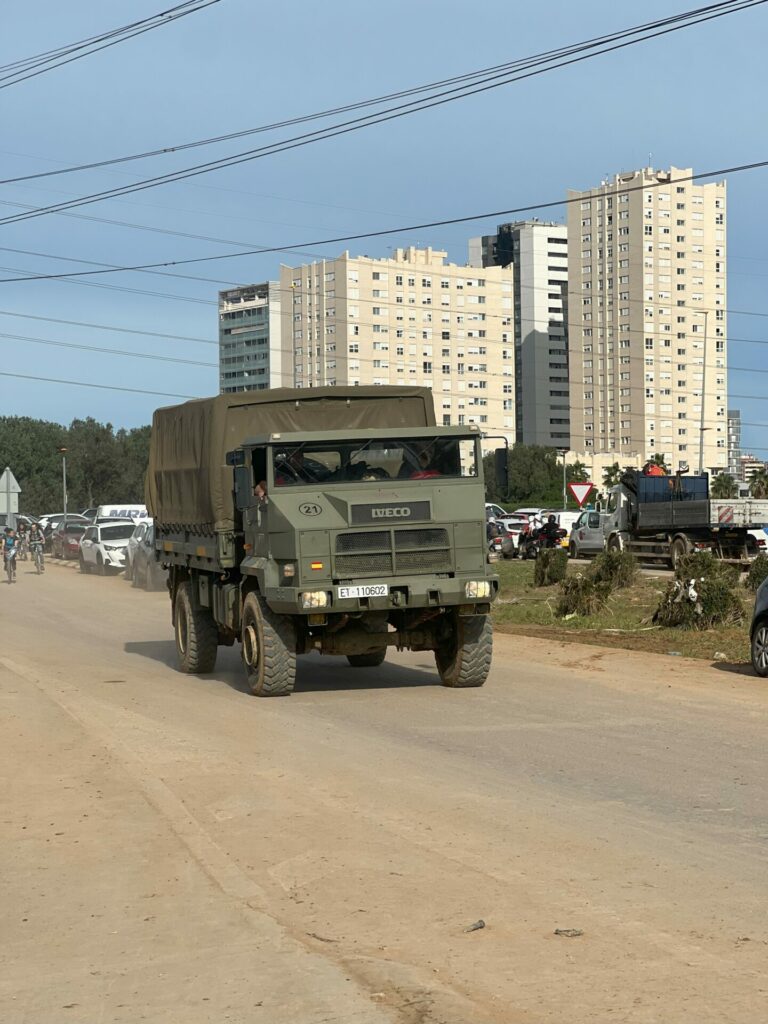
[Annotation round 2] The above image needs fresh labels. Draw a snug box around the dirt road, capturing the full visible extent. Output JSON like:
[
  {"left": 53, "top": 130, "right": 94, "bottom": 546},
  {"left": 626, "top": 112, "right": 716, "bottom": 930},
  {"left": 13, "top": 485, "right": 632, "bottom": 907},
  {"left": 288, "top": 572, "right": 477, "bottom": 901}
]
[{"left": 2, "top": 565, "right": 767, "bottom": 1023}]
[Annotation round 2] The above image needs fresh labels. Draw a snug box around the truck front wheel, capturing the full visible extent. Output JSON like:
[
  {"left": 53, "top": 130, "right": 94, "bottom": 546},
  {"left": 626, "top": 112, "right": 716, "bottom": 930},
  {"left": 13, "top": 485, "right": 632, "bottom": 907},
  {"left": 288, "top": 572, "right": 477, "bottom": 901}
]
[
  {"left": 241, "top": 592, "right": 296, "bottom": 696},
  {"left": 435, "top": 612, "right": 492, "bottom": 688},
  {"left": 175, "top": 581, "right": 218, "bottom": 674}
]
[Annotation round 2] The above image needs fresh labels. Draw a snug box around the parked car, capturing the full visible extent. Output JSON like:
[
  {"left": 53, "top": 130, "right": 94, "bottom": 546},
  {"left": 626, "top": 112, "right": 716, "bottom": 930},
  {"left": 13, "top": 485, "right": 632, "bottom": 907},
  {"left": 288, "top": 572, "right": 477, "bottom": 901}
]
[
  {"left": 485, "top": 502, "right": 509, "bottom": 521},
  {"left": 124, "top": 521, "right": 149, "bottom": 581},
  {"left": 568, "top": 509, "right": 606, "bottom": 559},
  {"left": 494, "top": 514, "right": 530, "bottom": 554},
  {"left": 750, "top": 578, "right": 768, "bottom": 677},
  {"left": 40, "top": 513, "right": 89, "bottom": 550},
  {"left": 79, "top": 520, "right": 135, "bottom": 575},
  {"left": 130, "top": 522, "right": 167, "bottom": 591},
  {"left": 80, "top": 507, "right": 98, "bottom": 521},
  {"left": 51, "top": 522, "right": 88, "bottom": 559},
  {"left": 748, "top": 527, "right": 767, "bottom": 554}
]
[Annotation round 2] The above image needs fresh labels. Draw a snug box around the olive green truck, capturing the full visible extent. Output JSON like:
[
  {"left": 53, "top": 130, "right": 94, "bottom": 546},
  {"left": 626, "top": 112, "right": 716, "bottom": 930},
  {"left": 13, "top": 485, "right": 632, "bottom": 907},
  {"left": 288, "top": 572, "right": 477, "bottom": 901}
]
[{"left": 146, "top": 385, "right": 498, "bottom": 696}]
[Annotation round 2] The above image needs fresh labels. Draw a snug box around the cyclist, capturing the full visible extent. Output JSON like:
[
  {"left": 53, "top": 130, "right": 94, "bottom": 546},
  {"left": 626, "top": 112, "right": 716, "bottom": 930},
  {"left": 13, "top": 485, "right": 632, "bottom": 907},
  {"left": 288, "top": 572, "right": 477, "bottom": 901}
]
[
  {"left": 2, "top": 527, "right": 18, "bottom": 582},
  {"left": 28, "top": 522, "right": 45, "bottom": 573},
  {"left": 17, "top": 520, "right": 28, "bottom": 560}
]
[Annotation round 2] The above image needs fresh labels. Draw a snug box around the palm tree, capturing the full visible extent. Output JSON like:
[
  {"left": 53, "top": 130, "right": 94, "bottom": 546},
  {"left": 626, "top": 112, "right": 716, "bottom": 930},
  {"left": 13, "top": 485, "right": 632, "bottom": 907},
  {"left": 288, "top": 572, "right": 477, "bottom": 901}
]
[
  {"left": 750, "top": 470, "right": 768, "bottom": 499},
  {"left": 711, "top": 472, "right": 738, "bottom": 499},
  {"left": 650, "top": 452, "right": 670, "bottom": 473},
  {"left": 602, "top": 462, "right": 622, "bottom": 488}
]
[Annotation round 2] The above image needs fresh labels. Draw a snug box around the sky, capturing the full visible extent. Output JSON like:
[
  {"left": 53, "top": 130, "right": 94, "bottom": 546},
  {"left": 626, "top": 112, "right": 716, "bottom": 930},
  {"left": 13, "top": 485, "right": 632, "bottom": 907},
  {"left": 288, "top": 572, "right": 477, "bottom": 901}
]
[{"left": 1, "top": 0, "right": 767, "bottom": 456}]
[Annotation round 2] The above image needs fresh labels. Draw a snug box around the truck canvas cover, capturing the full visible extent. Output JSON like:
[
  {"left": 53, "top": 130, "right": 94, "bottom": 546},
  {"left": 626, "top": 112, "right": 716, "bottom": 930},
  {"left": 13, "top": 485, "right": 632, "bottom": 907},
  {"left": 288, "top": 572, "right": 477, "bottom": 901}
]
[{"left": 146, "top": 386, "right": 436, "bottom": 531}]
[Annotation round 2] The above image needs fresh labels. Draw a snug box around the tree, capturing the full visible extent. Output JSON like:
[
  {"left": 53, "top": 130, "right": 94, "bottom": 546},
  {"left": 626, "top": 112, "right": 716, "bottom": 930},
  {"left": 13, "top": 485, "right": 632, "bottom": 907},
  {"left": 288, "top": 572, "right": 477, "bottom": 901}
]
[
  {"left": 711, "top": 472, "right": 738, "bottom": 499},
  {"left": 602, "top": 462, "right": 622, "bottom": 488},
  {"left": 650, "top": 452, "right": 670, "bottom": 473},
  {"left": 484, "top": 446, "right": 593, "bottom": 508},
  {"left": 750, "top": 470, "right": 768, "bottom": 499}
]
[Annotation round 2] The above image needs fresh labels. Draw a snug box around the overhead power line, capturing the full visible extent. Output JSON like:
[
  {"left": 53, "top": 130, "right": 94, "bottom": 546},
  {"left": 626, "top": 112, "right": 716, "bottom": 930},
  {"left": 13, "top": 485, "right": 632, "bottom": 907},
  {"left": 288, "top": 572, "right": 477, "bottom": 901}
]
[
  {"left": 0, "top": 370, "right": 195, "bottom": 399},
  {"left": 1, "top": 158, "right": 767, "bottom": 284},
  {"left": 0, "top": 1, "right": 762, "bottom": 225},
  {"left": 0, "top": 330, "right": 216, "bottom": 367},
  {"left": 0, "top": 308, "right": 216, "bottom": 345},
  {"left": 0, "top": 0, "right": 748, "bottom": 183},
  {"left": 0, "top": 1, "right": 222, "bottom": 90}
]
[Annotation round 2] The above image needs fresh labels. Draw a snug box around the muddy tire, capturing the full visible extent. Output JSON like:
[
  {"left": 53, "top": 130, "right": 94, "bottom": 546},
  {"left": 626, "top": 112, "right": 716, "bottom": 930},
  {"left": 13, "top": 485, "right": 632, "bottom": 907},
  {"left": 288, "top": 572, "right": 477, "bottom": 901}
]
[
  {"left": 175, "top": 581, "right": 218, "bottom": 674},
  {"left": 241, "top": 592, "right": 296, "bottom": 696},
  {"left": 79, "top": 556, "right": 89, "bottom": 574},
  {"left": 670, "top": 537, "right": 689, "bottom": 570},
  {"left": 435, "top": 612, "right": 492, "bottom": 688},
  {"left": 607, "top": 534, "right": 622, "bottom": 553},
  {"left": 347, "top": 650, "right": 387, "bottom": 668}
]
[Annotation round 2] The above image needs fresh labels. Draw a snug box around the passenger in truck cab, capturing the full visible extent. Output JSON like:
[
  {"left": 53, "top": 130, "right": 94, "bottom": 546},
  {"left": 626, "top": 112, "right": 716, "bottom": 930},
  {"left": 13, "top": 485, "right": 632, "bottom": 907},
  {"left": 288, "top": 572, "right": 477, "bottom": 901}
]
[
  {"left": 253, "top": 479, "right": 268, "bottom": 503},
  {"left": 407, "top": 441, "right": 441, "bottom": 480}
]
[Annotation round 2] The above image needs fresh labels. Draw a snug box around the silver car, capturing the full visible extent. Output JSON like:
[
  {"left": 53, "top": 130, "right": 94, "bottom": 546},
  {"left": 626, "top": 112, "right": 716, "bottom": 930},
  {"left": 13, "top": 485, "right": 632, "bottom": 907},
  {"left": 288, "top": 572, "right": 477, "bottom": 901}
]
[
  {"left": 568, "top": 510, "right": 605, "bottom": 559},
  {"left": 751, "top": 578, "right": 768, "bottom": 677}
]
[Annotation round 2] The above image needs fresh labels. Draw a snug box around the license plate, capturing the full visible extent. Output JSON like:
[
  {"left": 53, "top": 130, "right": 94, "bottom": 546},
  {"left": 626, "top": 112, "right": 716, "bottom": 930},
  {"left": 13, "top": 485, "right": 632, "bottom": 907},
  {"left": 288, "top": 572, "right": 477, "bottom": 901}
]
[{"left": 337, "top": 583, "right": 389, "bottom": 600}]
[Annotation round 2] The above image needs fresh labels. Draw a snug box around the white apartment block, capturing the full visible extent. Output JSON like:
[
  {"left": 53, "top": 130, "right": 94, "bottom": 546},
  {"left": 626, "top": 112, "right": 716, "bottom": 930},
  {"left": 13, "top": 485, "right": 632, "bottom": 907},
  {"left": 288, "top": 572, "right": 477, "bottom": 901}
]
[
  {"left": 218, "top": 282, "right": 284, "bottom": 393},
  {"left": 469, "top": 220, "right": 569, "bottom": 448},
  {"left": 567, "top": 166, "right": 728, "bottom": 474},
  {"left": 279, "top": 247, "right": 516, "bottom": 445}
]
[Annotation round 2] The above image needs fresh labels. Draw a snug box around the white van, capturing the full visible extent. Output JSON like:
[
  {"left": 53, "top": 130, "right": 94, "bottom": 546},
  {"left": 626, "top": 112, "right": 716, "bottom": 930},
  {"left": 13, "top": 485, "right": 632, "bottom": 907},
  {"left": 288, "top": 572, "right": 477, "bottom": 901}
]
[{"left": 95, "top": 504, "right": 148, "bottom": 524}]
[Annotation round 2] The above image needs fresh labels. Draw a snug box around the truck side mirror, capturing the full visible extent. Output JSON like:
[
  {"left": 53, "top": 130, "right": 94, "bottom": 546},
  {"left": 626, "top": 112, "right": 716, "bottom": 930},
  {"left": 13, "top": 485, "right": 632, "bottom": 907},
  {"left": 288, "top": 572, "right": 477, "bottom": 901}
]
[
  {"left": 494, "top": 448, "right": 509, "bottom": 498},
  {"left": 233, "top": 465, "right": 254, "bottom": 510}
]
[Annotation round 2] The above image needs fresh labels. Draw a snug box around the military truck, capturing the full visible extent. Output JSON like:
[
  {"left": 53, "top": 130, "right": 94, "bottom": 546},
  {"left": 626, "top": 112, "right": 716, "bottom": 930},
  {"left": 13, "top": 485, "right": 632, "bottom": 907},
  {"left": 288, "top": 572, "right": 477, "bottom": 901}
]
[
  {"left": 146, "top": 386, "right": 498, "bottom": 696},
  {"left": 601, "top": 469, "right": 761, "bottom": 568}
]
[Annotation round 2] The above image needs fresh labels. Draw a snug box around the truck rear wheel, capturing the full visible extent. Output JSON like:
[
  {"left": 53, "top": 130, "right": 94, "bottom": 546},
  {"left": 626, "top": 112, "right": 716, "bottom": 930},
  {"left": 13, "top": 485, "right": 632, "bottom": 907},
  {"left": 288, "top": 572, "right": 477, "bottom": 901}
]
[
  {"left": 670, "top": 537, "right": 689, "bottom": 570},
  {"left": 435, "top": 612, "right": 492, "bottom": 688},
  {"left": 241, "top": 592, "right": 296, "bottom": 697},
  {"left": 175, "top": 581, "right": 218, "bottom": 674},
  {"left": 347, "top": 650, "right": 387, "bottom": 668}
]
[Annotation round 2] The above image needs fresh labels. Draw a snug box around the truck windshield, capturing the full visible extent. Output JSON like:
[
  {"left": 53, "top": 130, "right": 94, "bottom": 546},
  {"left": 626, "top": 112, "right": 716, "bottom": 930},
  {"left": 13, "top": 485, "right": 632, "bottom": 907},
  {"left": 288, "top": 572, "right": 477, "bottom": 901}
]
[{"left": 272, "top": 436, "right": 478, "bottom": 487}]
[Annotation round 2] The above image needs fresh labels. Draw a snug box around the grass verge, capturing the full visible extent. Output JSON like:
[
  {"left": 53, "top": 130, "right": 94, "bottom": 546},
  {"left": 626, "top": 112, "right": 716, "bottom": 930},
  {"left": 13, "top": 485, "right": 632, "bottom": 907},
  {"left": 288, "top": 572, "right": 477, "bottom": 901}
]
[{"left": 492, "top": 560, "right": 752, "bottom": 664}]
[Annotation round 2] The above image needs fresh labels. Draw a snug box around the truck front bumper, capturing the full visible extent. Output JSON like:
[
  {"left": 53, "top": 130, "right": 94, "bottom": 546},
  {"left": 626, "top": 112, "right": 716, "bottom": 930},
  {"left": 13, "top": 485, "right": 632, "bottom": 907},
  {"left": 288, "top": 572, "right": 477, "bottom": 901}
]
[{"left": 264, "top": 573, "right": 498, "bottom": 616}]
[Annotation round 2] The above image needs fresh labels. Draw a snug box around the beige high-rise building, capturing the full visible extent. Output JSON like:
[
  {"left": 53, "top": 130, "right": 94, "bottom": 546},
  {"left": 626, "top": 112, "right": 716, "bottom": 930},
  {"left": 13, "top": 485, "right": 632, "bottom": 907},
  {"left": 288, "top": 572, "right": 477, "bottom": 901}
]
[
  {"left": 279, "top": 247, "right": 516, "bottom": 446},
  {"left": 567, "top": 166, "right": 728, "bottom": 473}
]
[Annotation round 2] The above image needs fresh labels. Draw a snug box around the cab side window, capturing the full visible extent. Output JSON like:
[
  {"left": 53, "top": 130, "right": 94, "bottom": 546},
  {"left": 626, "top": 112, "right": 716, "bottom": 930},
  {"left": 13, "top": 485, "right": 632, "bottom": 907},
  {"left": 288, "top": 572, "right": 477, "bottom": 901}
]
[
  {"left": 606, "top": 492, "right": 618, "bottom": 515},
  {"left": 588, "top": 513, "right": 600, "bottom": 529}
]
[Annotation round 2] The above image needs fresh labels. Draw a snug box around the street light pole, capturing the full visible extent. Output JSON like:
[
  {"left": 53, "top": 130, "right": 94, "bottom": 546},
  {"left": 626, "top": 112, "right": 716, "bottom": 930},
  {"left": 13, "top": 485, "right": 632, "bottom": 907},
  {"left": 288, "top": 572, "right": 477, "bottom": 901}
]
[
  {"left": 698, "top": 310, "right": 709, "bottom": 475},
  {"left": 58, "top": 447, "right": 68, "bottom": 532},
  {"left": 558, "top": 448, "right": 568, "bottom": 510}
]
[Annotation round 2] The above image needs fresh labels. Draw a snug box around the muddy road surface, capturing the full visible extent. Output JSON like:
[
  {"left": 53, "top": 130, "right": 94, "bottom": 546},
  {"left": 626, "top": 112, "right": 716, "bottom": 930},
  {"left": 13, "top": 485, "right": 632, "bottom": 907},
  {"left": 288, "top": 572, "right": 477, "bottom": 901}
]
[{"left": 1, "top": 564, "right": 767, "bottom": 1023}]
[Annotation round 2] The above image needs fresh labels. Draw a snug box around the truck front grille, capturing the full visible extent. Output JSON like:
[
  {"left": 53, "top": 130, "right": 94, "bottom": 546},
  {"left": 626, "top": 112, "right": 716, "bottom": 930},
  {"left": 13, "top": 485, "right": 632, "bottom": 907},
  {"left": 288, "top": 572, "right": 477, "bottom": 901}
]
[{"left": 334, "top": 528, "right": 451, "bottom": 578}]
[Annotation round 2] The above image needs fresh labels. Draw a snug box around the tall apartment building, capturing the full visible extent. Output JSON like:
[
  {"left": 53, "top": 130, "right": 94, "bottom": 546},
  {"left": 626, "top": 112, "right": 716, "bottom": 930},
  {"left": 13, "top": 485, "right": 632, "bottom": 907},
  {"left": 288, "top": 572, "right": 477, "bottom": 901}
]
[
  {"left": 727, "top": 408, "right": 742, "bottom": 477},
  {"left": 469, "top": 220, "right": 569, "bottom": 447},
  {"left": 567, "top": 166, "right": 728, "bottom": 473},
  {"left": 279, "top": 247, "right": 516, "bottom": 445},
  {"left": 218, "top": 282, "right": 284, "bottom": 393}
]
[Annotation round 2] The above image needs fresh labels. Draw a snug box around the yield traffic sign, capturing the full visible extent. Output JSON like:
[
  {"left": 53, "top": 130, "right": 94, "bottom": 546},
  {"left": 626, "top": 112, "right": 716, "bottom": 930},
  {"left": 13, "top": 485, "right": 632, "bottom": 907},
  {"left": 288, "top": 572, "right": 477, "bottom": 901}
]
[{"left": 567, "top": 482, "right": 594, "bottom": 508}]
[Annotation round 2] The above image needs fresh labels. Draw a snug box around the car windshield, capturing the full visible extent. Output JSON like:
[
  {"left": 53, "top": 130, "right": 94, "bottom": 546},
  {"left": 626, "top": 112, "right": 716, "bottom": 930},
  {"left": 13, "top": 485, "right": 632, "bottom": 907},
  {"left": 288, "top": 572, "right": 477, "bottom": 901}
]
[
  {"left": 272, "top": 436, "right": 479, "bottom": 487},
  {"left": 100, "top": 525, "right": 134, "bottom": 541}
]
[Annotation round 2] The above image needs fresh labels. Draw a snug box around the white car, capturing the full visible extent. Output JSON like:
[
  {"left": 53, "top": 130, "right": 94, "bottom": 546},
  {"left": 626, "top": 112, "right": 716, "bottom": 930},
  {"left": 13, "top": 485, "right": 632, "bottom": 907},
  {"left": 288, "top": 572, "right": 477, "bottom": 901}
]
[
  {"left": 125, "top": 519, "right": 153, "bottom": 581},
  {"left": 79, "top": 520, "right": 136, "bottom": 575}
]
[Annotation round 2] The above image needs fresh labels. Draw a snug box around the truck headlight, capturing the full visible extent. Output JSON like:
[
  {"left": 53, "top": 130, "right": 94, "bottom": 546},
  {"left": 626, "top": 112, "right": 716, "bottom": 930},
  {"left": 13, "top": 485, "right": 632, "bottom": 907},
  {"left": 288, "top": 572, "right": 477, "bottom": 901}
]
[
  {"left": 465, "top": 580, "right": 491, "bottom": 599},
  {"left": 301, "top": 590, "right": 329, "bottom": 609}
]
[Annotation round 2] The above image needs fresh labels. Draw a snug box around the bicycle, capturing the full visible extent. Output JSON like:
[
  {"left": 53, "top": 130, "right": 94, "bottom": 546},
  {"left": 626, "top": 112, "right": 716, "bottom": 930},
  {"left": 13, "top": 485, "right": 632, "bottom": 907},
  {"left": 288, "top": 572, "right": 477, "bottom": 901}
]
[
  {"left": 5, "top": 549, "right": 17, "bottom": 584},
  {"left": 18, "top": 534, "right": 29, "bottom": 561},
  {"left": 31, "top": 541, "right": 44, "bottom": 575}
]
